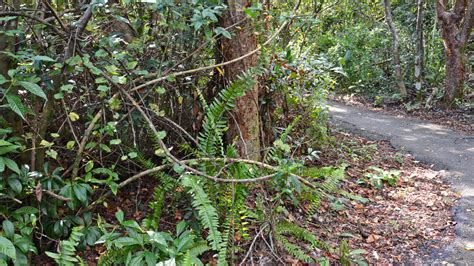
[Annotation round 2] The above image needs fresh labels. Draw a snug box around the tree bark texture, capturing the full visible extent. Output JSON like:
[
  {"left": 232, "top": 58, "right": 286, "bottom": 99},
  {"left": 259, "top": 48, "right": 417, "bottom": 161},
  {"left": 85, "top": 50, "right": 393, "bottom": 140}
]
[
  {"left": 220, "top": 0, "right": 261, "bottom": 160},
  {"left": 436, "top": 0, "right": 474, "bottom": 106},
  {"left": 383, "top": 0, "right": 408, "bottom": 98},
  {"left": 415, "top": 0, "right": 424, "bottom": 94}
]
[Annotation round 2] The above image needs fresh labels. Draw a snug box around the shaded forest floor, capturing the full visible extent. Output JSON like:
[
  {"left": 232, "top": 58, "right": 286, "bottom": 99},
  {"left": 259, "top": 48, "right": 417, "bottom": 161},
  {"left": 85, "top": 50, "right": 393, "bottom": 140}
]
[
  {"left": 64, "top": 130, "right": 458, "bottom": 265},
  {"left": 331, "top": 95, "right": 473, "bottom": 134},
  {"left": 309, "top": 130, "right": 457, "bottom": 264}
]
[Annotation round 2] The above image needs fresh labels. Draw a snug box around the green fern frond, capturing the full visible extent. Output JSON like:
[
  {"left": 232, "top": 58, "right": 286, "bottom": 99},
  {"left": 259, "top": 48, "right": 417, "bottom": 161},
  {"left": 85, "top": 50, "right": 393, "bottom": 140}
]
[
  {"left": 275, "top": 233, "right": 314, "bottom": 263},
  {"left": 276, "top": 221, "right": 331, "bottom": 252},
  {"left": 133, "top": 149, "right": 176, "bottom": 229},
  {"left": 198, "top": 66, "right": 264, "bottom": 157},
  {"left": 182, "top": 176, "right": 223, "bottom": 252},
  {"left": 187, "top": 242, "right": 211, "bottom": 258},
  {"left": 45, "top": 226, "right": 84, "bottom": 266},
  {"left": 181, "top": 251, "right": 194, "bottom": 266},
  {"left": 195, "top": 88, "right": 209, "bottom": 111}
]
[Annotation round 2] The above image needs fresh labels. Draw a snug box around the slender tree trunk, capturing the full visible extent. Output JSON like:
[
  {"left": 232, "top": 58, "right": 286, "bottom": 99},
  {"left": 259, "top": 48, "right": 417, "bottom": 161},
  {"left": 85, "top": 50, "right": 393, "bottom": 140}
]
[
  {"left": 414, "top": 0, "right": 424, "bottom": 95},
  {"left": 0, "top": 1, "right": 24, "bottom": 145},
  {"left": 383, "top": 0, "right": 408, "bottom": 98},
  {"left": 436, "top": 0, "right": 474, "bottom": 106},
  {"left": 220, "top": 0, "right": 261, "bottom": 160}
]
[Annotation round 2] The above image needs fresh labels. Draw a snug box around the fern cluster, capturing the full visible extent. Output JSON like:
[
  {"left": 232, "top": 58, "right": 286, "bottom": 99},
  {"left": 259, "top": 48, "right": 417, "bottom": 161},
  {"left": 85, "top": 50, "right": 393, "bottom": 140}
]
[
  {"left": 181, "top": 176, "right": 223, "bottom": 254},
  {"left": 134, "top": 151, "right": 177, "bottom": 229},
  {"left": 300, "top": 165, "right": 349, "bottom": 217},
  {"left": 275, "top": 221, "right": 331, "bottom": 263},
  {"left": 198, "top": 66, "right": 265, "bottom": 157},
  {"left": 45, "top": 227, "right": 84, "bottom": 266}
]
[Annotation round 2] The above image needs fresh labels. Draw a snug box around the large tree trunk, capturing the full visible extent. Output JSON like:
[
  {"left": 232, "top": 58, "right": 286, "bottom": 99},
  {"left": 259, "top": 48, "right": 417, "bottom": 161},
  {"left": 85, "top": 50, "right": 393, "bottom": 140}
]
[
  {"left": 383, "top": 0, "right": 408, "bottom": 99},
  {"left": 436, "top": 0, "right": 474, "bottom": 106},
  {"left": 220, "top": 0, "right": 261, "bottom": 160},
  {"left": 414, "top": 0, "right": 424, "bottom": 95}
]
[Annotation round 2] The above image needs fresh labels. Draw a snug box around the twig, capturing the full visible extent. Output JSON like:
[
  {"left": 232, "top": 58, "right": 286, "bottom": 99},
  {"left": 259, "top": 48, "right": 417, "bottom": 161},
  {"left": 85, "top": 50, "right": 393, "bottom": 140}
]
[
  {"left": 0, "top": 11, "right": 66, "bottom": 38},
  {"left": 240, "top": 223, "right": 269, "bottom": 266},
  {"left": 70, "top": 109, "right": 103, "bottom": 179},
  {"left": 42, "top": 0, "right": 68, "bottom": 32},
  {"left": 43, "top": 189, "right": 72, "bottom": 201}
]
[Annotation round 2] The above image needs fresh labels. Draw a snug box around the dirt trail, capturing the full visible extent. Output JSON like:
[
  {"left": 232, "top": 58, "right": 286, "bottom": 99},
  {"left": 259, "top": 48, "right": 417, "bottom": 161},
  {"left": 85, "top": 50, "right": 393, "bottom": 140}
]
[{"left": 328, "top": 101, "right": 474, "bottom": 264}]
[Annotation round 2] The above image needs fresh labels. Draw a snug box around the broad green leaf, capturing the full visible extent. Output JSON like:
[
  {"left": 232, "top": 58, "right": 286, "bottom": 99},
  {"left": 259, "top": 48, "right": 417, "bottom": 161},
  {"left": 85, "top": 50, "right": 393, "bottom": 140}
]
[
  {"left": 95, "top": 77, "right": 107, "bottom": 84},
  {"left": 0, "top": 157, "right": 5, "bottom": 172},
  {"left": 66, "top": 55, "right": 82, "bottom": 66},
  {"left": 6, "top": 94, "right": 27, "bottom": 120},
  {"left": 113, "top": 237, "right": 139, "bottom": 248},
  {"left": 13, "top": 206, "right": 38, "bottom": 215},
  {"left": 69, "top": 112, "right": 80, "bottom": 122},
  {"left": 0, "top": 236, "right": 16, "bottom": 260},
  {"left": 85, "top": 160, "right": 94, "bottom": 172},
  {"left": 157, "top": 131, "right": 166, "bottom": 140},
  {"left": 2, "top": 220, "right": 14, "bottom": 239},
  {"left": 155, "top": 87, "right": 166, "bottom": 94},
  {"left": 8, "top": 178, "right": 22, "bottom": 193},
  {"left": 0, "top": 74, "right": 8, "bottom": 85},
  {"left": 0, "top": 145, "right": 20, "bottom": 155},
  {"left": 32, "top": 55, "right": 56, "bottom": 62},
  {"left": 60, "top": 84, "right": 74, "bottom": 93},
  {"left": 99, "top": 144, "right": 111, "bottom": 153},
  {"left": 109, "top": 139, "right": 121, "bottom": 145},
  {"left": 19, "top": 81, "right": 47, "bottom": 100},
  {"left": 147, "top": 231, "right": 168, "bottom": 246},
  {"left": 109, "top": 182, "right": 118, "bottom": 195},
  {"left": 66, "top": 141, "right": 75, "bottom": 149},
  {"left": 125, "top": 61, "right": 138, "bottom": 69},
  {"left": 173, "top": 163, "right": 184, "bottom": 174},
  {"left": 3, "top": 157, "right": 20, "bottom": 174},
  {"left": 39, "top": 140, "right": 53, "bottom": 148},
  {"left": 97, "top": 85, "right": 110, "bottom": 92},
  {"left": 73, "top": 184, "right": 88, "bottom": 203},
  {"left": 13, "top": 236, "right": 34, "bottom": 254},
  {"left": 53, "top": 92, "right": 64, "bottom": 100},
  {"left": 115, "top": 210, "right": 124, "bottom": 223},
  {"left": 46, "top": 149, "right": 58, "bottom": 159},
  {"left": 121, "top": 220, "right": 140, "bottom": 229}
]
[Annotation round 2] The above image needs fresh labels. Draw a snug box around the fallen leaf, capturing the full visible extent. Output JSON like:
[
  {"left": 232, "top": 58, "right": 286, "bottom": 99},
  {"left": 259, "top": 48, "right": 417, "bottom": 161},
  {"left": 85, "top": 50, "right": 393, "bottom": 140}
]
[{"left": 366, "top": 234, "right": 381, "bottom": 243}]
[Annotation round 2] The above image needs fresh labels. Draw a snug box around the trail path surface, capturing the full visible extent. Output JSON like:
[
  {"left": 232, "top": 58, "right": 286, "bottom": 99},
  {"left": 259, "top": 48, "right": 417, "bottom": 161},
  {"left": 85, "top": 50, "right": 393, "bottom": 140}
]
[{"left": 328, "top": 101, "right": 474, "bottom": 264}]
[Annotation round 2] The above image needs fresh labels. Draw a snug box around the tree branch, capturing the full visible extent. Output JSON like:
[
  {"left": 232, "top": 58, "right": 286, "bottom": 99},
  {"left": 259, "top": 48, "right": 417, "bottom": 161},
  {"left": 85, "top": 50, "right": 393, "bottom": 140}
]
[
  {"left": 0, "top": 11, "right": 66, "bottom": 38},
  {"left": 454, "top": 0, "right": 467, "bottom": 17},
  {"left": 70, "top": 109, "right": 103, "bottom": 179},
  {"left": 460, "top": 0, "right": 474, "bottom": 45},
  {"left": 437, "top": 0, "right": 449, "bottom": 22}
]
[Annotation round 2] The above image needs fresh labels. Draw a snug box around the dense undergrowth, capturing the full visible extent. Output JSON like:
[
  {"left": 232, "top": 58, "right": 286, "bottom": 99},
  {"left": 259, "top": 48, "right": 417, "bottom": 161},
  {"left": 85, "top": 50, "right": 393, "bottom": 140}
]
[{"left": 0, "top": 1, "right": 352, "bottom": 265}]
